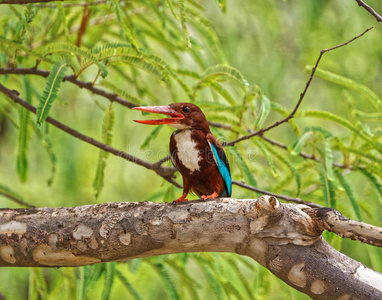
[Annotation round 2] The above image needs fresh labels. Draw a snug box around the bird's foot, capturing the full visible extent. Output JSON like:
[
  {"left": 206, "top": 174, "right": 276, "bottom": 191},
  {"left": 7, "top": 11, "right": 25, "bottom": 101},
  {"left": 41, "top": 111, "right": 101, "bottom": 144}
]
[
  {"left": 201, "top": 192, "right": 219, "bottom": 201},
  {"left": 172, "top": 194, "right": 188, "bottom": 204}
]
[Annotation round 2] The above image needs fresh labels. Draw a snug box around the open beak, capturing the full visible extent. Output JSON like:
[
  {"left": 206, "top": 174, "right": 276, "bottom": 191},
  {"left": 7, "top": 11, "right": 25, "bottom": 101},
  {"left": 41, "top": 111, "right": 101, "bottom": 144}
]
[{"left": 133, "top": 106, "right": 184, "bottom": 125}]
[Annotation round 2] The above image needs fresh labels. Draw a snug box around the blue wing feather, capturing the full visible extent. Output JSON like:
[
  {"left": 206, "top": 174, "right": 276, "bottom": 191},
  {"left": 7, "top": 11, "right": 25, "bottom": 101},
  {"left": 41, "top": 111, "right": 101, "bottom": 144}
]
[{"left": 209, "top": 142, "right": 232, "bottom": 197}]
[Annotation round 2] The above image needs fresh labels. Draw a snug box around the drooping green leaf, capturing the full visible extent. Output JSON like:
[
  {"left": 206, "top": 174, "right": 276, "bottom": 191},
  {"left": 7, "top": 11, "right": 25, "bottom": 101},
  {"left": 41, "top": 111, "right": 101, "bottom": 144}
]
[
  {"left": 101, "top": 262, "right": 116, "bottom": 300},
  {"left": 255, "top": 139, "right": 277, "bottom": 177},
  {"left": 358, "top": 168, "right": 382, "bottom": 206},
  {"left": 56, "top": 2, "right": 70, "bottom": 42},
  {"left": 318, "top": 163, "right": 336, "bottom": 208},
  {"left": 254, "top": 95, "right": 270, "bottom": 130},
  {"left": 38, "top": 42, "right": 107, "bottom": 77},
  {"left": 230, "top": 147, "right": 257, "bottom": 188},
  {"left": 334, "top": 169, "right": 362, "bottom": 221},
  {"left": 36, "top": 62, "right": 67, "bottom": 125},
  {"left": 147, "top": 261, "right": 180, "bottom": 300},
  {"left": 324, "top": 139, "right": 334, "bottom": 181},
  {"left": 140, "top": 125, "right": 163, "bottom": 150},
  {"left": 306, "top": 66, "right": 382, "bottom": 112},
  {"left": 116, "top": 269, "right": 142, "bottom": 300},
  {"left": 17, "top": 76, "right": 32, "bottom": 182},
  {"left": 100, "top": 80, "right": 144, "bottom": 105},
  {"left": 179, "top": 0, "right": 191, "bottom": 47},
  {"left": 93, "top": 103, "right": 115, "bottom": 198},
  {"left": 113, "top": 0, "right": 139, "bottom": 50}
]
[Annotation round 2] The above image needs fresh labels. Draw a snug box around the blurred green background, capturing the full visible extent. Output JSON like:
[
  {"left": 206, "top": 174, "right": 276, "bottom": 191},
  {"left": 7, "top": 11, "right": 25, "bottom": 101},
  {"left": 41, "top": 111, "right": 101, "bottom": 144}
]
[{"left": 0, "top": 0, "right": 382, "bottom": 299}]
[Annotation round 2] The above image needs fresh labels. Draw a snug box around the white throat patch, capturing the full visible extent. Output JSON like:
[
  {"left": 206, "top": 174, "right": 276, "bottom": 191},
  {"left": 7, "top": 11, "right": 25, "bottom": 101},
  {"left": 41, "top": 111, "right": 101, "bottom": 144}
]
[{"left": 174, "top": 130, "right": 201, "bottom": 173}]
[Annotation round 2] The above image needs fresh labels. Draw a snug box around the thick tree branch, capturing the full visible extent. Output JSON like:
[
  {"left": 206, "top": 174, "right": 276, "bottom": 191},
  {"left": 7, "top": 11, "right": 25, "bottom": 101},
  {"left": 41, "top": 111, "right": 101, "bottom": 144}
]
[
  {"left": 355, "top": 0, "right": 382, "bottom": 22},
  {"left": 225, "top": 27, "right": 373, "bottom": 147},
  {"left": 0, "top": 83, "right": 180, "bottom": 188},
  {"left": 0, "top": 196, "right": 381, "bottom": 299}
]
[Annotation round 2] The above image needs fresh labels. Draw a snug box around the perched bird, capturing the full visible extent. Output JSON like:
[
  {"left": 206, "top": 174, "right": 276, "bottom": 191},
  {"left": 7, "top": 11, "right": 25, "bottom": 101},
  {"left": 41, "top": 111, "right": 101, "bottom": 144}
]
[{"left": 133, "top": 103, "right": 231, "bottom": 203}]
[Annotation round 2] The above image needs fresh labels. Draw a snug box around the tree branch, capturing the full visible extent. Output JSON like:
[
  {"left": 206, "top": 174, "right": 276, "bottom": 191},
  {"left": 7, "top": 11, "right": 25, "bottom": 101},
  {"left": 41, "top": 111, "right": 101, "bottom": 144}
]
[
  {"left": 1, "top": 196, "right": 381, "bottom": 299},
  {"left": 0, "top": 83, "right": 180, "bottom": 188},
  {"left": 355, "top": 0, "right": 382, "bottom": 22},
  {"left": 225, "top": 27, "right": 373, "bottom": 147},
  {"left": 0, "top": 68, "right": 137, "bottom": 109}
]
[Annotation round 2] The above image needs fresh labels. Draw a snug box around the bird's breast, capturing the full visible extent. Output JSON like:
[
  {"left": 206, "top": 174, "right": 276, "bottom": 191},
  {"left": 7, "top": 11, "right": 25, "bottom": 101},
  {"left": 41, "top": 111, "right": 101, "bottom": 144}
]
[{"left": 171, "top": 129, "right": 202, "bottom": 173}]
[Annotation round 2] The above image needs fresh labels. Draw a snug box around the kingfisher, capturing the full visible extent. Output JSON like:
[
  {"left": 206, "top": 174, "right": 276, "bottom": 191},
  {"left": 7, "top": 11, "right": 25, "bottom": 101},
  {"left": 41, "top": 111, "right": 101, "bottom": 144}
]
[{"left": 133, "top": 103, "right": 232, "bottom": 203}]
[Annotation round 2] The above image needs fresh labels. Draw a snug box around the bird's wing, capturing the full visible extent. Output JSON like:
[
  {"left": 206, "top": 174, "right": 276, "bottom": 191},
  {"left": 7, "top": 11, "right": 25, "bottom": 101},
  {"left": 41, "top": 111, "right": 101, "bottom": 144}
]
[{"left": 206, "top": 133, "right": 232, "bottom": 197}]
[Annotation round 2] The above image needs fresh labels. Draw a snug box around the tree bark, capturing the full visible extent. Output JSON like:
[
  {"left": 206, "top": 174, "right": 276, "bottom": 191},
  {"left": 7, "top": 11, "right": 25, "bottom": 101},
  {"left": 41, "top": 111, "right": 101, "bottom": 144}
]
[{"left": 1, "top": 196, "right": 381, "bottom": 299}]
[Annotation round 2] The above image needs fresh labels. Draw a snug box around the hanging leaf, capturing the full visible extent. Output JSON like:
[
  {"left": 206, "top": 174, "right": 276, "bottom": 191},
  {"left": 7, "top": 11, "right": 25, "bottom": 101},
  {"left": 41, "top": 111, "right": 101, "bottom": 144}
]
[
  {"left": 93, "top": 103, "right": 115, "bottom": 198},
  {"left": 100, "top": 80, "right": 144, "bottom": 105},
  {"left": 254, "top": 95, "right": 270, "bottom": 130},
  {"left": 116, "top": 270, "right": 142, "bottom": 300},
  {"left": 36, "top": 62, "right": 67, "bottom": 125},
  {"left": 101, "top": 262, "right": 116, "bottom": 300},
  {"left": 179, "top": 0, "right": 191, "bottom": 47},
  {"left": 17, "top": 76, "right": 32, "bottom": 182},
  {"left": 334, "top": 169, "right": 362, "bottom": 221},
  {"left": 358, "top": 168, "right": 382, "bottom": 206},
  {"left": 306, "top": 66, "right": 382, "bottom": 112},
  {"left": 324, "top": 139, "right": 334, "bottom": 181},
  {"left": 318, "top": 163, "right": 336, "bottom": 208},
  {"left": 230, "top": 147, "right": 257, "bottom": 188}
]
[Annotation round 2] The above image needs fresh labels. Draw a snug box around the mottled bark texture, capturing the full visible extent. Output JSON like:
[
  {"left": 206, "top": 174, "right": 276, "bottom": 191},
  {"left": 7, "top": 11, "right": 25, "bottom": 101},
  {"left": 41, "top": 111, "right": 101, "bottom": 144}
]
[{"left": 1, "top": 196, "right": 382, "bottom": 299}]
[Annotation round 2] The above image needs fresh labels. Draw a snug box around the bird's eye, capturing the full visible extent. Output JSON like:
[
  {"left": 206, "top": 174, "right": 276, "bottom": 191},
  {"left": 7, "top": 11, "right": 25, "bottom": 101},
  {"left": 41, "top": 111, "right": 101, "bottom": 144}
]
[{"left": 182, "top": 106, "right": 190, "bottom": 113}]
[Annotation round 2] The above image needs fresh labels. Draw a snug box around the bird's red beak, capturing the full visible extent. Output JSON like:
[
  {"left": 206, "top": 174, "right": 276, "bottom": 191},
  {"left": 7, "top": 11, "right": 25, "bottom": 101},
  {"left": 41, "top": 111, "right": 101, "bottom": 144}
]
[{"left": 133, "top": 106, "right": 184, "bottom": 125}]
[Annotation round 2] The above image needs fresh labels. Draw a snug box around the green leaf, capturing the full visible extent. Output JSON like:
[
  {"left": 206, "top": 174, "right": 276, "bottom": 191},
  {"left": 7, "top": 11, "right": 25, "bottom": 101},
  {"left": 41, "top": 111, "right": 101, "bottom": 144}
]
[
  {"left": 147, "top": 261, "right": 180, "bottom": 300},
  {"left": 140, "top": 125, "right": 163, "bottom": 150},
  {"left": 17, "top": 76, "right": 32, "bottom": 182},
  {"left": 334, "top": 169, "right": 362, "bottom": 221},
  {"left": 56, "top": 2, "right": 70, "bottom": 42},
  {"left": 179, "top": 0, "right": 191, "bottom": 47},
  {"left": 324, "top": 139, "right": 334, "bottom": 181},
  {"left": 93, "top": 103, "right": 115, "bottom": 198},
  {"left": 230, "top": 147, "right": 257, "bottom": 188},
  {"left": 100, "top": 80, "right": 144, "bottom": 105},
  {"left": 255, "top": 139, "right": 277, "bottom": 177},
  {"left": 198, "top": 64, "right": 247, "bottom": 90},
  {"left": 318, "top": 163, "right": 336, "bottom": 208},
  {"left": 39, "top": 42, "right": 107, "bottom": 77},
  {"left": 254, "top": 95, "right": 270, "bottom": 130},
  {"left": 36, "top": 62, "right": 67, "bottom": 125},
  {"left": 262, "top": 141, "right": 301, "bottom": 196},
  {"left": 306, "top": 66, "right": 382, "bottom": 112},
  {"left": 116, "top": 270, "right": 142, "bottom": 300},
  {"left": 302, "top": 110, "right": 382, "bottom": 153},
  {"left": 358, "top": 168, "right": 382, "bottom": 206},
  {"left": 113, "top": 0, "right": 139, "bottom": 50},
  {"left": 101, "top": 262, "right": 116, "bottom": 300}
]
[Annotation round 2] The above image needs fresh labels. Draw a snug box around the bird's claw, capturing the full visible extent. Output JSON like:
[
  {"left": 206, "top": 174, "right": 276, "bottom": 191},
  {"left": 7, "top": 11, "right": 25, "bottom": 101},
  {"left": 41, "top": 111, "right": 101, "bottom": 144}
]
[
  {"left": 201, "top": 192, "right": 219, "bottom": 201},
  {"left": 172, "top": 194, "right": 188, "bottom": 204}
]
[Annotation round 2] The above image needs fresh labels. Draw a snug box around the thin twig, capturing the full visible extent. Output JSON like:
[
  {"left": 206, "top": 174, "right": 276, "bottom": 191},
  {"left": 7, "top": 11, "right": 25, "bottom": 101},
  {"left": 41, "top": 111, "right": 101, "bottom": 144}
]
[
  {"left": 355, "top": 0, "right": 382, "bottom": 22},
  {"left": 0, "top": 68, "right": 137, "bottom": 109},
  {"left": 224, "top": 27, "right": 374, "bottom": 147},
  {"left": 0, "top": 191, "right": 35, "bottom": 208},
  {"left": 0, "top": 83, "right": 181, "bottom": 189},
  {"left": 232, "top": 180, "right": 322, "bottom": 208}
]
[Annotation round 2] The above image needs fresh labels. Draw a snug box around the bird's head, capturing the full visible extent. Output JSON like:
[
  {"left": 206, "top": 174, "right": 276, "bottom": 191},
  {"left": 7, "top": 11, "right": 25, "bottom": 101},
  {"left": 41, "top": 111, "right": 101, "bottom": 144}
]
[{"left": 133, "top": 102, "right": 210, "bottom": 132}]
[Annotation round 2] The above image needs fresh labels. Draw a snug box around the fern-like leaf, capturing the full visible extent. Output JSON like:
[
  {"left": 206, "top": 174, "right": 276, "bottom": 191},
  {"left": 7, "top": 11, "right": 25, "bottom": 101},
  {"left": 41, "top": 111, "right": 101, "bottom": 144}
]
[
  {"left": 116, "top": 269, "right": 142, "bottom": 300},
  {"left": 36, "top": 62, "right": 67, "bottom": 125},
  {"left": 101, "top": 262, "right": 116, "bottom": 300},
  {"left": 179, "top": 0, "right": 191, "bottom": 47},
  {"left": 230, "top": 147, "right": 257, "bottom": 188},
  {"left": 358, "top": 168, "right": 382, "bottom": 206},
  {"left": 318, "top": 163, "right": 336, "bottom": 208},
  {"left": 334, "top": 169, "right": 362, "bottom": 221},
  {"left": 100, "top": 80, "right": 143, "bottom": 105},
  {"left": 306, "top": 66, "right": 382, "bottom": 112},
  {"left": 254, "top": 95, "right": 270, "bottom": 130},
  {"left": 93, "top": 103, "right": 115, "bottom": 198},
  {"left": 17, "top": 77, "right": 32, "bottom": 182}
]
